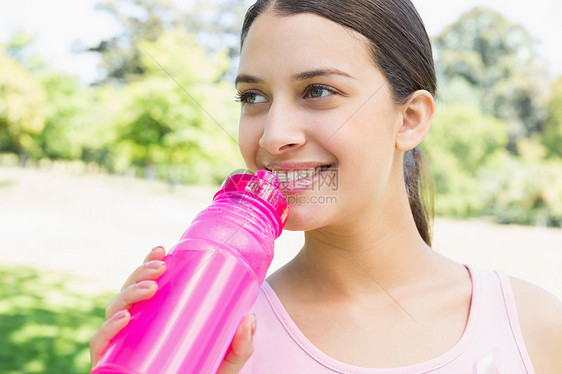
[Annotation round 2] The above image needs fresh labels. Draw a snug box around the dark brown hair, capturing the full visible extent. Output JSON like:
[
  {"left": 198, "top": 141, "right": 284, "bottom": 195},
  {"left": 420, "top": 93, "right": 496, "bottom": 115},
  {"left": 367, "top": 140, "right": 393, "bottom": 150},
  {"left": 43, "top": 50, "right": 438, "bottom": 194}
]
[{"left": 241, "top": 0, "right": 435, "bottom": 246}]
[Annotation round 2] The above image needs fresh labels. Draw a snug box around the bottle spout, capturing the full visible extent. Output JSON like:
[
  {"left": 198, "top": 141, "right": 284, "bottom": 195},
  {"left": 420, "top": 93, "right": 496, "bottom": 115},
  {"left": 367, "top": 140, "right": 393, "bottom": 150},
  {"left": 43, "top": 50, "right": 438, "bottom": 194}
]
[
  {"left": 255, "top": 169, "right": 280, "bottom": 189},
  {"left": 214, "top": 170, "right": 289, "bottom": 234}
]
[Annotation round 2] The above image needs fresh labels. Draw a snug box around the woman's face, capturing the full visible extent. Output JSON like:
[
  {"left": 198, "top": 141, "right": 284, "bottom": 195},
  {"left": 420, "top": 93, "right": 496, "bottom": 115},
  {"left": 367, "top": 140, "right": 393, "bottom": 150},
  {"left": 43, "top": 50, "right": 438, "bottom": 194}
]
[{"left": 236, "top": 12, "right": 405, "bottom": 231}]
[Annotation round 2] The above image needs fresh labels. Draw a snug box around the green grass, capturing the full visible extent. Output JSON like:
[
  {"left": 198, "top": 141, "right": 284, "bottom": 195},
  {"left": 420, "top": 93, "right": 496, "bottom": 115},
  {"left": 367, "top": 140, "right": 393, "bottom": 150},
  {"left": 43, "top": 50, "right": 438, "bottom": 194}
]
[{"left": 0, "top": 266, "right": 113, "bottom": 374}]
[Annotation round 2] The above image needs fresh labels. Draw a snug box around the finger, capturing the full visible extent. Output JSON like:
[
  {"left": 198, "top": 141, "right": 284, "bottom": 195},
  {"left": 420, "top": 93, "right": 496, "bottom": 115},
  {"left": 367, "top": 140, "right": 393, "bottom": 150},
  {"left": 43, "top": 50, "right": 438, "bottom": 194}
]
[
  {"left": 90, "top": 309, "right": 130, "bottom": 368},
  {"left": 143, "top": 246, "right": 166, "bottom": 263},
  {"left": 121, "top": 250, "right": 167, "bottom": 291},
  {"left": 218, "top": 314, "right": 256, "bottom": 374},
  {"left": 106, "top": 280, "right": 158, "bottom": 319}
]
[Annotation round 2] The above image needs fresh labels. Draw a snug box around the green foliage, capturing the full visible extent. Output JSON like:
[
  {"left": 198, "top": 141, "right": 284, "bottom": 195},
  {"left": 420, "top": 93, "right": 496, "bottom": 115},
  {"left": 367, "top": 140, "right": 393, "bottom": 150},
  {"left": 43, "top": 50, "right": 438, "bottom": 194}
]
[
  {"left": 0, "top": 266, "right": 112, "bottom": 374},
  {"left": 422, "top": 94, "right": 562, "bottom": 226},
  {"left": 435, "top": 8, "right": 535, "bottom": 83},
  {"left": 33, "top": 72, "right": 99, "bottom": 161},
  {"left": 1, "top": 5, "right": 561, "bottom": 225},
  {"left": 542, "top": 77, "right": 562, "bottom": 159},
  {"left": 0, "top": 49, "right": 46, "bottom": 158},
  {"left": 479, "top": 140, "right": 562, "bottom": 226},
  {"left": 425, "top": 7, "right": 562, "bottom": 226},
  {"left": 2, "top": 30, "right": 40, "bottom": 69},
  {"left": 90, "top": 0, "right": 176, "bottom": 82},
  {"left": 434, "top": 7, "right": 546, "bottom": 147},
  {"left": 0, "top": 27, "right": 244, "bottom": 184},
  {"left": 421, "top": 102, "right": 509, "bottom": 216},
  {"left": 108, "top": 29, "right": 243, "bottom": 183},
  {"left": 90, "top": 0, "right": 248, "bottom": 83},
  {"left": 77, "top": 85, "right": 128, "bottom": 170}
]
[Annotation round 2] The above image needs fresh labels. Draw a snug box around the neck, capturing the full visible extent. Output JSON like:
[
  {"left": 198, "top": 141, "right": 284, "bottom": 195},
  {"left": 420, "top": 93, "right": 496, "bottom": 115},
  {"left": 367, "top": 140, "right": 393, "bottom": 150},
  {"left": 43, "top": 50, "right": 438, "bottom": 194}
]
[{"left": 287, "top": 190, "right": 435, "bottom": 298}]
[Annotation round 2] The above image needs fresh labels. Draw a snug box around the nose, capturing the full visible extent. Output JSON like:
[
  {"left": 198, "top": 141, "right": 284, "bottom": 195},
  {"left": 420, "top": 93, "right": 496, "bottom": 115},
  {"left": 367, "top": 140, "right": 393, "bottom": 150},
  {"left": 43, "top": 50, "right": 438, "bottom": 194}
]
[{"left": 259, "top": 99, "right": 306, "bottom": 154}]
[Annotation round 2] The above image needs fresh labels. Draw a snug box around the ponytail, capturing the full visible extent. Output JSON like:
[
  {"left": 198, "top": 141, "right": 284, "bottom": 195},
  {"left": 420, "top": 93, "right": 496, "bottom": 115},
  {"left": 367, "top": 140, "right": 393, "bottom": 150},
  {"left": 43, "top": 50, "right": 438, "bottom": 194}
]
[{"left": 404, "top": 147, "right": 434, "bottom": 246}]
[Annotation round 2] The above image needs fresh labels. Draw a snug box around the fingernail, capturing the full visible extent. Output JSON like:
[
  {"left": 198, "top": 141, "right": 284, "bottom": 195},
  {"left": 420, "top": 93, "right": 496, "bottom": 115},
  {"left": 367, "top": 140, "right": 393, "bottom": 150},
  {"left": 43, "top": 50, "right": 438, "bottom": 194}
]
[
  {"left": 250, "top": 314, "right": 257, "bottom": 336},
  {"left": 146, "top": 260, "right": 165, "bottom": 270},
  {"left": 138, "top": 281, "right": 156, "bottom": 290},
  {"left": 113, "top": 310, "right": 128, "bottom": 320},
  {"left": 151, "top": 246, "right": 164, "bottom": 253}
]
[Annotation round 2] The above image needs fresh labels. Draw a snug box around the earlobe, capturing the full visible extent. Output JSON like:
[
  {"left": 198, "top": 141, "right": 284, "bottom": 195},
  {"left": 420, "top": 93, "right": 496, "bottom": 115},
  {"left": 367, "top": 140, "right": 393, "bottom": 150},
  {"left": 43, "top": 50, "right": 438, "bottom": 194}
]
[{"left": 395, "top": 90, "right": 435, "bottom": 152}]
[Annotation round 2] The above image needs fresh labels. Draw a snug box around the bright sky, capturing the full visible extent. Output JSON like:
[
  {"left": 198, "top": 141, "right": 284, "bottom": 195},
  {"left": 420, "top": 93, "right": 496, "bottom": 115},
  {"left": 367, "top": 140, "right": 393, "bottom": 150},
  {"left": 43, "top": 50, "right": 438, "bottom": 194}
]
[{"left": 0, "top": 0, "right": 561, "bottom": 82}]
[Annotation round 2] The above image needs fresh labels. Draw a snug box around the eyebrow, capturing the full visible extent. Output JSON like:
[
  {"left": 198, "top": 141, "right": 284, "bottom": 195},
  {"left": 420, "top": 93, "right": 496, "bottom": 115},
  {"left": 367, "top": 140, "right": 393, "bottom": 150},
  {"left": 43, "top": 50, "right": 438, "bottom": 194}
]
[
  {"left": 234, "top": 68, "right": 353, "bottom": 87},
  {"left": 293, "top": 68, "right": 353, "bottom": 81},
  {"left": 235, "top": 74, "right": 264, "bottom": 87}
]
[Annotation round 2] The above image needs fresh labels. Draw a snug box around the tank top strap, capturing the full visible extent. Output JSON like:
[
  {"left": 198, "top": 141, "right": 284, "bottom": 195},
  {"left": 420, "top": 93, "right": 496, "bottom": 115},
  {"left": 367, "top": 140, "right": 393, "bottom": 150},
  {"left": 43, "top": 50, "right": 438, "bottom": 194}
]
[{"left": 492, "top": 269, "right": 536, "bottom": 373}]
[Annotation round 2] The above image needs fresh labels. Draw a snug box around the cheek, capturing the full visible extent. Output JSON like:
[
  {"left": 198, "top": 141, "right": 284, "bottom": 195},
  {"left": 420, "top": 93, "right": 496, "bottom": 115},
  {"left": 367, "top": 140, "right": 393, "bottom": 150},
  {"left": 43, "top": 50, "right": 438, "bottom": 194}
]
[
  {"left": 332, "top": 110, "right": 398, "bottom": 183},
  {"left": 353, "top": 104, "right": 399, "bottom": 154},
  {"left": 238, "top": 118, "right": 263, "bottom": 168},
  {"left": 304, "top": 110, "right": 353, "bottom": 147}
]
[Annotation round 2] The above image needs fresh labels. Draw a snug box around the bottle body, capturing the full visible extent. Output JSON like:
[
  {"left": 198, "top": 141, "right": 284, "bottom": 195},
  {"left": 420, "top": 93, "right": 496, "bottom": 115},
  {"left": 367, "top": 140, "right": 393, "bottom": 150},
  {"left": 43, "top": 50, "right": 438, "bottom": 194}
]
[
  {"left": 93, "top": 241, "right": 260, "bottom": 373},
  {"left": 92, "top": 172, "right": 287, "bottom": 374}
]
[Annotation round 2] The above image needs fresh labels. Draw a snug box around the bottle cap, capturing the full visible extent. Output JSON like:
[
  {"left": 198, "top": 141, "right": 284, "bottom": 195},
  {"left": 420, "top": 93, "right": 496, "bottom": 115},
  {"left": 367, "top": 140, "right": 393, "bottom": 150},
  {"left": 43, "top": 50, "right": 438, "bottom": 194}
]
[{"left": 214, "top": 170, "right": 289, "bottom": 230}]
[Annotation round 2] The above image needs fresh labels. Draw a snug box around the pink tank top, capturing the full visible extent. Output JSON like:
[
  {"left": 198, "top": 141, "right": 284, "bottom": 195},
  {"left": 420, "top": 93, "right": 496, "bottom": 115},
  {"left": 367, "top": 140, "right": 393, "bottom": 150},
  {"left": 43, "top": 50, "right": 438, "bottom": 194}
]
[{"left": 240, "top": 265, "right": 535, "bottom": 373}]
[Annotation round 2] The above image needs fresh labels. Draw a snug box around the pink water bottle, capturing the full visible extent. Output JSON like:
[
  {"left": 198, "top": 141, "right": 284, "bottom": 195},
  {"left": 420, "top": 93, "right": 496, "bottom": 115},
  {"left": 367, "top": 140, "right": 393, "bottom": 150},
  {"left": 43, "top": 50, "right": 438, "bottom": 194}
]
[{"left": 92, "top": 170, "right": 289, "bottom": 374}]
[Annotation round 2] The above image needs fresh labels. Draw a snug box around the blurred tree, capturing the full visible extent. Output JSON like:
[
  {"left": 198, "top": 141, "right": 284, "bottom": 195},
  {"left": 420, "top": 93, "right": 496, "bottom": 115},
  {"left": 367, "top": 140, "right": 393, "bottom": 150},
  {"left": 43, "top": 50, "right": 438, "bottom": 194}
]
[
  {"left": 79, "top": 85, "right": 127, "bottom": 171},
  {"left": 109, "top": 29, "right": 242, "bottom": 183},
  {"left": 421, "top": 101, "right": 508, "bottom": 216},
  {"left": 434, "top": 7, "right": 547, "bottom": 150},
  {"left": 176, "top": 0, "right": 249, "bottom": 62},
  {"left": 88, "top": 0, "right": 247, "bottom": 83},
  {"left": 479, "top": 140, "right": 562, "bottom": 227},
  {"left": 2, "top": 30, "right": 38, "bottom": 69},
  {"left": 0, "top": 48, "right": 46, "bottom": 163},
  {"left": 1, "top": 31, "right": 118, "bottom": 165},
  {"left": 34, "top": 72, "right": 100, "bottom": 162},
  {"left": 542, "top": 77, "right": 562, "bottom": 159},
  {"left": 88, "top": 0, "right": 175, "bottom": 82}
]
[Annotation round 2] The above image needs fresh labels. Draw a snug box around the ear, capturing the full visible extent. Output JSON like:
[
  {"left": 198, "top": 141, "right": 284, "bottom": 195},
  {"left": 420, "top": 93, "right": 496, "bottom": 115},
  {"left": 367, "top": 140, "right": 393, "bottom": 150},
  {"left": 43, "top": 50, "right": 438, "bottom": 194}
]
[{"left": 395, "top": 90, "right": 435, "bottom": 152}]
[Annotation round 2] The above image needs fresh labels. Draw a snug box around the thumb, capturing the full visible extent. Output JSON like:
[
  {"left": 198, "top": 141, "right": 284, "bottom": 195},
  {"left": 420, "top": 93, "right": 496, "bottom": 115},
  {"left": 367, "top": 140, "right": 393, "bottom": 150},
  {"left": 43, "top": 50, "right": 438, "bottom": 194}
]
[{"left": 217, "top": 314, "right": 256, "bottom": 374}]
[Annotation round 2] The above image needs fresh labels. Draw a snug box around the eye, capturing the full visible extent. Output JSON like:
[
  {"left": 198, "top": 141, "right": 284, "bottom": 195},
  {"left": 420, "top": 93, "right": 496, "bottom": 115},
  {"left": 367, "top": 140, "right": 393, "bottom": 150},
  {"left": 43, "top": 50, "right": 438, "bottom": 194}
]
[
  {"left": 235, "top": 90, "right": 268, "bottom": 104},
  {"left": 305, "top": 84, "right": 337, "bottom": 99}
]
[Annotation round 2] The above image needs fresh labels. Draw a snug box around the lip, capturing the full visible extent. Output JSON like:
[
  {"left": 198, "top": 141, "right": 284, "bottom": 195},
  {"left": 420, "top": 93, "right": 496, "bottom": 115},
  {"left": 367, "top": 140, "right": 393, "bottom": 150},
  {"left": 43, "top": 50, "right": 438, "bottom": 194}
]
[
  {"left": 262, "top": 161, "right": 335, "bottom": 195},
  {"left": 264, "top": 161, "right": 332, "bottom": 170}
]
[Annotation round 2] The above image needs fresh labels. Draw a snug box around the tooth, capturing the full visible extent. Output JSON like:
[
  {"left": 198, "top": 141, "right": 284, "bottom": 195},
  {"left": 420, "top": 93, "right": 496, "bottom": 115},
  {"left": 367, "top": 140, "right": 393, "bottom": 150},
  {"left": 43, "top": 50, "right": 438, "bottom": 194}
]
[
  {"left": 299, "top": 169, "right": 312, "bottom": 180},
  {"left": 308, "top": 168, "right": 316, "bottom": 178},
  {"left": 274, "top": 170, "right": 288, "bottom": 182},
  {"left": 272, "top": 167, "right": 329, "bottom": 183},
  {"left": 290, "top": 170, "right": 298, "bottom": 182}
]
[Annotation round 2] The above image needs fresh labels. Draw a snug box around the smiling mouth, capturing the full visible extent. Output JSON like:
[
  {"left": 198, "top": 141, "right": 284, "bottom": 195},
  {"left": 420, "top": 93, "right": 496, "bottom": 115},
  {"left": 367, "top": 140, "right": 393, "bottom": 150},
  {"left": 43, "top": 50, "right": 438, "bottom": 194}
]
[{"left": 265, "top": 165, "right": 331, "bottom": 183}]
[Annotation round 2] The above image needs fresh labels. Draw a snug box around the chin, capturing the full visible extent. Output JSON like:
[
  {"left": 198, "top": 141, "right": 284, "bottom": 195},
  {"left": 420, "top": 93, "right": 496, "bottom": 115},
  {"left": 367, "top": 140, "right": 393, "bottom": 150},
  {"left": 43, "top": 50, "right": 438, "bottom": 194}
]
[
  {"left": 281, "top": 205, "right": 328, "bottom": 232},
  {"left": 283, "top": 221, "right": 318, "bottom": 232}
]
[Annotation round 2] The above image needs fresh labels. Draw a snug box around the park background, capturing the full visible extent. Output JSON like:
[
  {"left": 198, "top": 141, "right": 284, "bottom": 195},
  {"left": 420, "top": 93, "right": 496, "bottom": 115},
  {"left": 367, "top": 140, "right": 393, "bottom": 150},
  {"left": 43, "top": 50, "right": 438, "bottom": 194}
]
[{"left": 1, "top": 0, "right": 561, "bottom": 372}]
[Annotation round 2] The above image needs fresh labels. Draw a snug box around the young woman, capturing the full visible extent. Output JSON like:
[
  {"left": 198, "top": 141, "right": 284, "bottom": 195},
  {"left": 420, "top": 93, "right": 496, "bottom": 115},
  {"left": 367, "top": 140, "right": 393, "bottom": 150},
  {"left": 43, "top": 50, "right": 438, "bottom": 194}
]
[{"left": 91, "top": 1, "right": 562, "bottom": 372}]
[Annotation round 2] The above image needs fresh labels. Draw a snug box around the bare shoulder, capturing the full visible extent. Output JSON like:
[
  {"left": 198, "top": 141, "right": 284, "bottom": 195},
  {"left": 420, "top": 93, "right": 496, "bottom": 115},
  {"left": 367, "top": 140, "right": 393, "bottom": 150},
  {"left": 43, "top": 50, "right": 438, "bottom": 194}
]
[{"left": 509, "top": 276, "right": 562, "bottom": 372}]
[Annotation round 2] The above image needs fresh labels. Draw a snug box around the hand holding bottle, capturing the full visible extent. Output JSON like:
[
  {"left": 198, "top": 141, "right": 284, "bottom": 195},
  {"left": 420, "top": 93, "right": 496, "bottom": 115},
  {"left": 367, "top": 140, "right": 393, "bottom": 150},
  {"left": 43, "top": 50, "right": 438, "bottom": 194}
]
[
  {"left": 90, "top": 170, "right": 287, "bottom": 374},
  {"left": 89, "top": 246, "right": 256, "bottom": 374}
]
